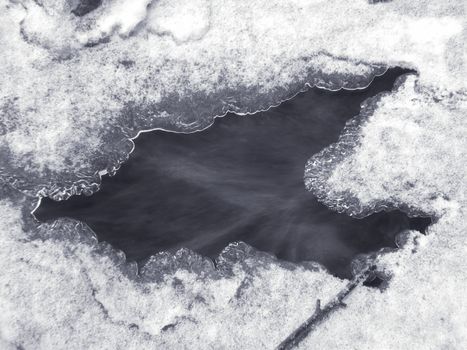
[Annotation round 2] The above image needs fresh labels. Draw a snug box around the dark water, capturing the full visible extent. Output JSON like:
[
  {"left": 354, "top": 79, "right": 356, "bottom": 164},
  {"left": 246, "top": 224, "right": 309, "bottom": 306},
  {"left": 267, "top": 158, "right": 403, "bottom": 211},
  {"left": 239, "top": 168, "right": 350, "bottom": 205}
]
[
  {"left": 35, "top": 68, "right": 430, "bottom": 278},
  {"left": 72, "top": 0, "right": 102, "bottom": 16}
]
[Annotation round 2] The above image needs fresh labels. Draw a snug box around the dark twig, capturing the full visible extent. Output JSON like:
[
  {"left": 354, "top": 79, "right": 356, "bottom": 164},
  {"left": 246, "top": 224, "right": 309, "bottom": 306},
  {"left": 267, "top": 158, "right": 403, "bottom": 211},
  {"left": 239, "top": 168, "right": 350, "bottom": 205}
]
[{"left": 276, "top": 270, "right": 370, "bottom": 350}]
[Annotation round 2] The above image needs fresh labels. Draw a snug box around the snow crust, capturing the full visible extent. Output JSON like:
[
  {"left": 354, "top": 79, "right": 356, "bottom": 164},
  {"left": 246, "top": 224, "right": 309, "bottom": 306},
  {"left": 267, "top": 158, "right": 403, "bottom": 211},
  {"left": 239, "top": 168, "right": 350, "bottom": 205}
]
[
  {"left": 0, "top": 186, "right": 344, "bottom": 349},
  {"left": 305, "top": 75, "right": 467, "bottom": 218},
  {"left": 0, "top": 0, "right": 463, "bottom": 198},
  {"left": 0, "top": 0, "right": 466, "bottom": 348},
  {"left": 302, "top": 74, "right": 467, "bottom": 349},
  {"left": 299, "top": 212, "right": 467, "bottom": 350}
]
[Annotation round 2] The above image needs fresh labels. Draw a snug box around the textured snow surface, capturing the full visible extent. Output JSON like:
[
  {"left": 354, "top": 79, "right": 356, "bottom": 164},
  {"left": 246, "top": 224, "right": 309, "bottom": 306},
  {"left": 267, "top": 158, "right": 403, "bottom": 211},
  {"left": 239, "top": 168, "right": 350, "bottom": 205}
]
[
  {"left": 0, "top": 0, "right": 466, "bottom": 349},
  {"left": 303, "top": 75, "right": 467, "bottom": 349},
  {"left": 305, "top": 75, "right": 467, "bottom": 218},
  {"left": 0, "top": 0, "right": 463, "bottom": 198},
  {"left": 0, "top": 187, "right": 345, "bottom": 349},
  {"left": 299, "top": 212, "right": 467, "bottom": 350}
]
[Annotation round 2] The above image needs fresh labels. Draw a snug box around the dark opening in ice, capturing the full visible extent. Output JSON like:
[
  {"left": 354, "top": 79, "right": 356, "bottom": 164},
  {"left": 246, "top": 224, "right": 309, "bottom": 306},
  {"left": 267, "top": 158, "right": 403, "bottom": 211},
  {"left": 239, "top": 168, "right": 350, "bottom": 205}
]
[
  {"left": 35, "top": 68, "right": 431, "bottom": 279},
  {"left": 71, "top": 0, "right": 102, "bottom": 17}
]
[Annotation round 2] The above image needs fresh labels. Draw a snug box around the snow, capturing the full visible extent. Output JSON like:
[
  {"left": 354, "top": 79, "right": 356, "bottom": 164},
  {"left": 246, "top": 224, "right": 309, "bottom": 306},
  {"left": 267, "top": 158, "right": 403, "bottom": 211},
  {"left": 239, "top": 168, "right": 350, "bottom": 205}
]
[
  {"left": 1, "top": 0, "right": 463, "bottom": 198},
  {"left": 0, "top": 187, "right": 344, "bottom": 348},
  {"left": 303, "top": 73, "right": 467, "bottom": 349},
  {"left": 299, "top": 212, "right": 467, "bottom": 350}
]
